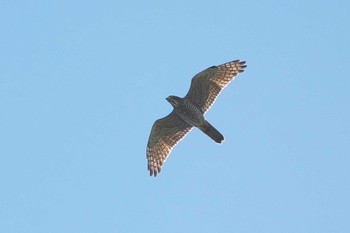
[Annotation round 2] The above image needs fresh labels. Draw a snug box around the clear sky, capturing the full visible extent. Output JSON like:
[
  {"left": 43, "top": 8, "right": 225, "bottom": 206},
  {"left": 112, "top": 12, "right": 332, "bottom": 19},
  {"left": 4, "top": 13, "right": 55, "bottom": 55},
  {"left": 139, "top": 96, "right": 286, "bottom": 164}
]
[{"left": 1, "top": 1, "right": 349, "bottom": 233}]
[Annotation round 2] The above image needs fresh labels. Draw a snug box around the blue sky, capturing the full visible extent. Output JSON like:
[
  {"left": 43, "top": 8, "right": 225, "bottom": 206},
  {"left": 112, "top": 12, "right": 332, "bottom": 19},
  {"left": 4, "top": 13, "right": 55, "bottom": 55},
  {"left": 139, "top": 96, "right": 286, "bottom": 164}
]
[{"left": 1, "top": 1, "right": 349, "bottom": 232}]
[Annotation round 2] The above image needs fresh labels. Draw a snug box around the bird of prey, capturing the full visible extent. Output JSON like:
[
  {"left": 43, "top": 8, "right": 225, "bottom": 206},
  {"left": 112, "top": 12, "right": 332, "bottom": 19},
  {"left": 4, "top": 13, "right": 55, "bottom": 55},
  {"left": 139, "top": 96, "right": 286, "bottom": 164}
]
[{"left": 146, "top": 60, "right": 247, "bottom": 176}]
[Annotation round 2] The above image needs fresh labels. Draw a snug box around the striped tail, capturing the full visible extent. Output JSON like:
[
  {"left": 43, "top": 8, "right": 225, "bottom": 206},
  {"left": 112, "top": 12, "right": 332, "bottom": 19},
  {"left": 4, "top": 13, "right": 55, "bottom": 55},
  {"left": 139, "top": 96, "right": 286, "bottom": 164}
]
[{"left": 199, "top": 120, "right": 224, "bottom": 144}]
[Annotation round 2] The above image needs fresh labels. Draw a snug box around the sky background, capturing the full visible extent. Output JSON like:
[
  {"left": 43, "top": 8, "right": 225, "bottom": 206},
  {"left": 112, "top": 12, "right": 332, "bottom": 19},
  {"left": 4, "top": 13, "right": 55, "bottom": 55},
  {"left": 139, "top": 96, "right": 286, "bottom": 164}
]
[{"left": 1, "top": 1, "right": 349, "bottom": 233}]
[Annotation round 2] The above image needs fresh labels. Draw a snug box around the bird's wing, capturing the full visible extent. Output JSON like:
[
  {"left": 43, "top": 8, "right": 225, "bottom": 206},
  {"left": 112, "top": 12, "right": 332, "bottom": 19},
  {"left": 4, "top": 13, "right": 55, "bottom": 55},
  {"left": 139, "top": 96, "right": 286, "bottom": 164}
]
[
  {"left": 184, "top": 60, "right": 247, "bottom": 114},
  {"left": 147, "top": 111, "right": 193, "bottom": 177}
]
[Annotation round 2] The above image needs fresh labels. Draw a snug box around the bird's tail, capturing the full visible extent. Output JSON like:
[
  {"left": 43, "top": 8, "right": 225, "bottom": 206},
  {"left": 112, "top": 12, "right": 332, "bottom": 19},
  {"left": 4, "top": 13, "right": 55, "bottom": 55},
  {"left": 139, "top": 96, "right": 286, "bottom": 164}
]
[{"left": 199, "top": 120, "right": 224, "bottom": 144}]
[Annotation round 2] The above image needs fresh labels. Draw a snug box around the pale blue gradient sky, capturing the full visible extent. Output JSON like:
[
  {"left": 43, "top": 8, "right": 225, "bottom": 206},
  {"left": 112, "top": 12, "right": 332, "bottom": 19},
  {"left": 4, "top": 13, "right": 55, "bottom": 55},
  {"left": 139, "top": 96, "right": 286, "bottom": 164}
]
[{"left": 1, "top": 1, "right": 349, "bottom": 233}]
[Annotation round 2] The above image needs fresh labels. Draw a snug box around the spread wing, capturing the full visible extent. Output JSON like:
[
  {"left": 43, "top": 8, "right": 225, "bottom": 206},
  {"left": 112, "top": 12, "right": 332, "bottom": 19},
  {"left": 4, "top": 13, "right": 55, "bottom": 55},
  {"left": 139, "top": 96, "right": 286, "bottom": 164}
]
[
  {"left": 184, "top": 60, "right": 247, "bottom": 114},
  {"left": 146, "top": 111, "right": 192, "bottom": 177}
]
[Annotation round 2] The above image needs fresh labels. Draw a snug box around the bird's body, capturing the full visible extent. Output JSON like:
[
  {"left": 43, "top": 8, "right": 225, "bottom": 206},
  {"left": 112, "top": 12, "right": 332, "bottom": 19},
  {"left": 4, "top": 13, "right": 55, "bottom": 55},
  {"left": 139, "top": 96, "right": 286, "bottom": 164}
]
[
  {"left": 167, "top": 96, "right": 224, "bottom": 143},
  {"left": 146, "top": 60, "right": 247, "bottom": 176},
  {"left": 168, "top": 96, "right": 204, "bottom": 127}
]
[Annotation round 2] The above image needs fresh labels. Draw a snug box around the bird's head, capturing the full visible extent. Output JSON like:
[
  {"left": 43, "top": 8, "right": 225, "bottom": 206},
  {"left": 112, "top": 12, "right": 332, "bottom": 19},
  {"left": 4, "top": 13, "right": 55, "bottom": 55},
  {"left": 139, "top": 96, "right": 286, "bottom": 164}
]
[{"left": 166, "top": 95, "right": 182, "bottom": 107}]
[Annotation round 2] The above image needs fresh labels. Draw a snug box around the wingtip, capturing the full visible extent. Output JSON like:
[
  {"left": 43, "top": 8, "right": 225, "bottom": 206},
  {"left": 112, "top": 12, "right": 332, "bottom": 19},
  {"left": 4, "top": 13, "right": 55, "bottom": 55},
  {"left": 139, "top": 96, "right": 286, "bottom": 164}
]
[
  {"left": 232, "top": 60, "right": 246, "bottom": 64},
  {"left": 238, "top": 62, "right": 247, "bottom": 73},
  {"left": 148, "top": 167, "right": 160, "bottom": 177},
  {"left": 149, "top": 170, "right": 157, "bottom": 177}
]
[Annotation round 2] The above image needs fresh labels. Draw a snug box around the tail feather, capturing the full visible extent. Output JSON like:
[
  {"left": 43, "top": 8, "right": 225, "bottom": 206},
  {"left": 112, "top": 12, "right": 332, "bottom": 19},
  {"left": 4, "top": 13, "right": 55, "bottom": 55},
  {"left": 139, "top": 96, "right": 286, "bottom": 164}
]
[{"left": 199, "top": 121, "right": 224, "bottom": 143}]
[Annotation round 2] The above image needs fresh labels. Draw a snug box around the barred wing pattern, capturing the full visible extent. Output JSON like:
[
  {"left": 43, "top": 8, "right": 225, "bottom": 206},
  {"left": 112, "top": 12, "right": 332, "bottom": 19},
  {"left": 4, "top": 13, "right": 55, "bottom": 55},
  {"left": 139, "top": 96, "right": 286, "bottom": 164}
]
[
  {"left": 184, "top": 60, "right": 247, "bottom": 114},
  {"left": 147, "top": 111, "right": 193, "bottom": 177}
]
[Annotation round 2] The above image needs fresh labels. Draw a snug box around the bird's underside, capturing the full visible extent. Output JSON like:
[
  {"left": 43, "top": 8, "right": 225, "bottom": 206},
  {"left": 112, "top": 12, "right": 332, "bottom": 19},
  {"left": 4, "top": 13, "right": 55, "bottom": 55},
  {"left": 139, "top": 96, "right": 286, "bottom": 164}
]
[{"left": 146, "top": 60, "right": 247, "bottom": 177}]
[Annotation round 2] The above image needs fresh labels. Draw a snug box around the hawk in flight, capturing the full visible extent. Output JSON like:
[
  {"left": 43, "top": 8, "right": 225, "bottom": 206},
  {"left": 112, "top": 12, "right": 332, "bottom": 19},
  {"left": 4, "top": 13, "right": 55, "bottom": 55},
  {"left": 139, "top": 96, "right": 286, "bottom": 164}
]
[{"left": 146, "top": 60, "right": 247, "bottom": 176}]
